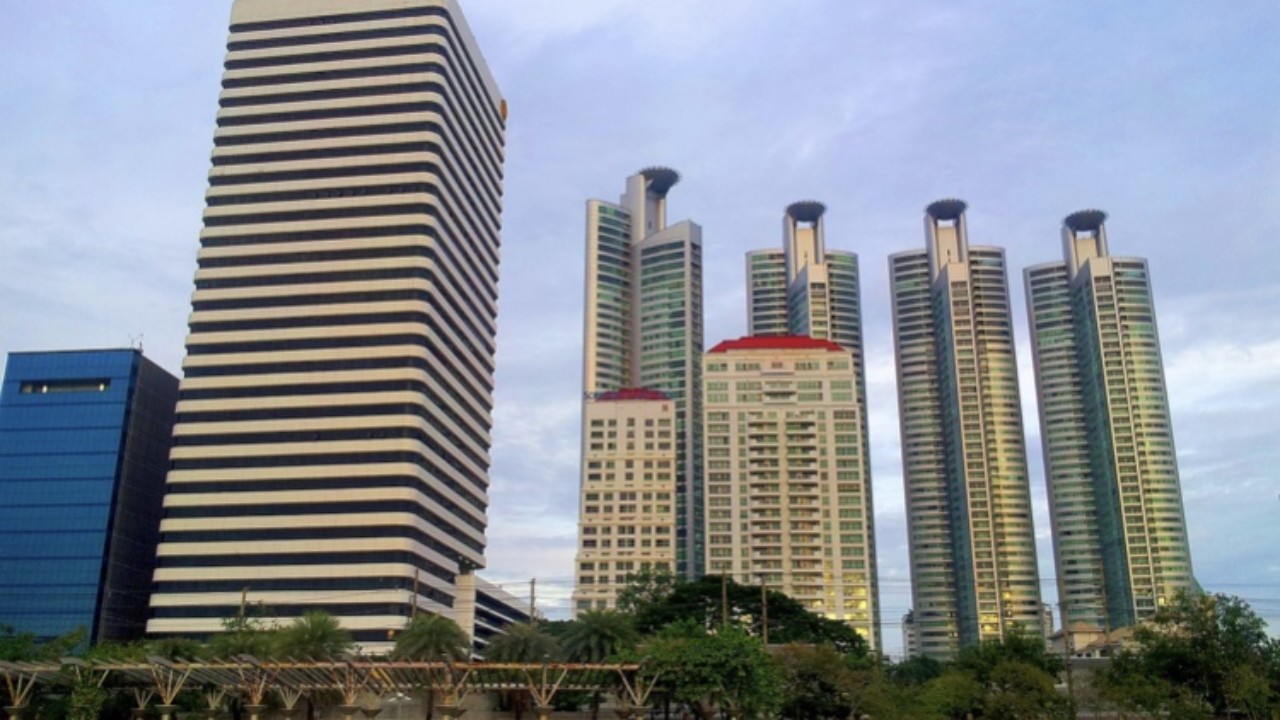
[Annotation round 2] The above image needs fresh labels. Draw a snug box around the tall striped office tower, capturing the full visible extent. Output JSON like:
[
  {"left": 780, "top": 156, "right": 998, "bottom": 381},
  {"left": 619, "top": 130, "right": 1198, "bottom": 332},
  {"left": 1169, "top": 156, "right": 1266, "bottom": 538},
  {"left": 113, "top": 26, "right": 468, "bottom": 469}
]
[
  {"left": 582, "top": 169, "right": 704, "bottom": 578},
  {"left": 889, "top": 200, "right": 1042, "bottom": 659},
  {"left": 1025, "top": 211, "right": 1194, "bottom": 632},
  {"left": 146, "top": 0, "right": 506, "bottom": 646}
]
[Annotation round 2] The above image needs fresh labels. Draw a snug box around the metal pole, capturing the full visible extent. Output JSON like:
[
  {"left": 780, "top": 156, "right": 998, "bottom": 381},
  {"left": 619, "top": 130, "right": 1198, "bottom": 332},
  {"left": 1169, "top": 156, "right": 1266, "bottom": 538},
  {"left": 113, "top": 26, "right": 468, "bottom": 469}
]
[
  {"left": 530, "top": 577, "right": 537, "bottom": 622},
  {"left": 1060, "top": 600, "right": 1076, "bottom": 720},
  {"left": 760, "top": 581, "right": 769, "bottom": 646},
  {"left": 413, "top": 569, "right": 420, "bottom": 620},
  {"left": 721, "top": 575, "right": 729, "bottom": 628}
]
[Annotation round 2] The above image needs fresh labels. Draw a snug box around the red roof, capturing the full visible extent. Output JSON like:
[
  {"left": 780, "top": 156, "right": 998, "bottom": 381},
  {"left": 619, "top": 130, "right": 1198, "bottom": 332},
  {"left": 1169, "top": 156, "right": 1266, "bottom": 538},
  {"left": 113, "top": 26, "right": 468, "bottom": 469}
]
[
  {"left": 594, "top": 387, "right": 670, "bottom": 402},
  {"left": 707, "top": 335, "right": 846, "bottom": 354}
]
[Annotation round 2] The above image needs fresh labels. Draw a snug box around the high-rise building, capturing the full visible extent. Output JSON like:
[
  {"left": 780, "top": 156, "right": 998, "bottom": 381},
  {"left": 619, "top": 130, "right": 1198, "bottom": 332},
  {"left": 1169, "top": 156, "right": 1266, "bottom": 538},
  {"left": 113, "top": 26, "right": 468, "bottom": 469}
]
[
  {"left": 0, "top": 349, "right": 178, "bottom": 642},
  {"left": 146, "top": 0, "right": 506, "bottom": 646},
  {"left": 582, "top": 168, "right": 704, "bottom": 577},
  {"left": 571, "top": 389, "right": 678, "bottom": 615},
  {"left": 1025, "top": 210, "right": 1194, "bottom": 631},
  {"left": 746, "top": 202, "right": 865, "bottom": 353},
  {"left": 901, "top": 610, "right": 919, "bottom": 659},
  {"left": 889, "top": 199, "right": 1042, "bottom": 659},
  {"left": 702, "top": 336, "right": 880, "bottom": 650}
]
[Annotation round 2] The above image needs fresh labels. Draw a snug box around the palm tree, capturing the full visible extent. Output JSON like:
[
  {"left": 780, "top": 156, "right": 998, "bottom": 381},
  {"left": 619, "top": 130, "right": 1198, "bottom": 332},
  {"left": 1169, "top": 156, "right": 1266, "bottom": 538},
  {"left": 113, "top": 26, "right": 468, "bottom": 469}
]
[
  {"left": 484, "top": 623, "right": 563, "bottom": 720},
  {"left": 274, "top": 612, "right": 352, "bottom": 720},
  {"left": 393, "top": 614, "right": 471, "bottom": 720},
  {"left": 563, "top": 611, "right": 638, "bottom": 720},
  {"left": 274, "top": 611, "right": 353, "bottom": 659}
]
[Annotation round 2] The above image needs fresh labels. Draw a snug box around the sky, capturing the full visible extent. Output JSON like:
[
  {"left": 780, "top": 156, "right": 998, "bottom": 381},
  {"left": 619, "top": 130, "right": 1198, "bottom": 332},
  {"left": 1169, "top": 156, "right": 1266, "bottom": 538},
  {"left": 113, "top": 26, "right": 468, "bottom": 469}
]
[{"left": 1, "top": 1, "right": 1278, "bottom": 658}]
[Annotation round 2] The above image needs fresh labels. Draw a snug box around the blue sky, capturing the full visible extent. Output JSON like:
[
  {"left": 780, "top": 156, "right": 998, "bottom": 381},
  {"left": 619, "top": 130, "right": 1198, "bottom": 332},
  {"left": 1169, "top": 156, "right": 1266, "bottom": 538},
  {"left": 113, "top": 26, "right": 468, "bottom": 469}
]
[{"left": 1, "top": 1, "right": 1278, "bottom": 656}]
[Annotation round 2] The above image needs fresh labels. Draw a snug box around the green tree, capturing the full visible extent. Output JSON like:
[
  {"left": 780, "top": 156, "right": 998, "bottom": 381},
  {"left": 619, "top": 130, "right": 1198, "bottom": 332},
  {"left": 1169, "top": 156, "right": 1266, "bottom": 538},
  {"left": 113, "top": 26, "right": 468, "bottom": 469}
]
[
  {"left": 1097, "top": 591, "right": 1277, "bottom": 718},
  {"left": 615, "top": 567, "right": 679, "bottom": 615},
  {"left": 208, "top": 610, "right": 279, "bottom": 659},
  {"left": 886, "top": 654, "right": 944, "bottom": 687},
  {"left": 632, "top": 575, "right": 870, "bottom": 657},
  {"left": 562, "top": 611, "right": 639, "bottom": 720},
  {"left": 642, "top": 624, "right": 783, "bottom": 720},
  {"left": 774, "top": 643, "right": 853, "bottom": 720},
  {"left": 393, "top": 614, "right": 472, "bottom": 720},
  {"left": 274, "top": 611, "right": 352, "bottom": 659},
  {"left": 483, "top": 622, "right": 563, "bottom": 720},
  {"left": 922, "top": 670, "right": 985, "bottom": 720}
]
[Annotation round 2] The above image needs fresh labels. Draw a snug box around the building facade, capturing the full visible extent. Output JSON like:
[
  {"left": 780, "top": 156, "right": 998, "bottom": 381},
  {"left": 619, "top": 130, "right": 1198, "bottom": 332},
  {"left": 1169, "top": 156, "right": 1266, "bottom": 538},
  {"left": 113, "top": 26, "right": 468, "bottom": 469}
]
[
  {"left": 702, "top": 336, "right": 880, "bottom": 650},
  {"left": 146, "top": 0, "right": 506, "bottom": 647},
  {"left": 582, "top": 168, "right": 704, "bottom": 578},
  {"left": 1025, "top": 210, "right": 1194, "bottom": 631},
  {"left": 0, "top": 349, "right": 178, "bottom": 642},
  {"left": 889, "top": 199, "right": 1042, "bottom": 659},
  {"left": 571, "top": 389, "right": 678, "bottom": 615}
]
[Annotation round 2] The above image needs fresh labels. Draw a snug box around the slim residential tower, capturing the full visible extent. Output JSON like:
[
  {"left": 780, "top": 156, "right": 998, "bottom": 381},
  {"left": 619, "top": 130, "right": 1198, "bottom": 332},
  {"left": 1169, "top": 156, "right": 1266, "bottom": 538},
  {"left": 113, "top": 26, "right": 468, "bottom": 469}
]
[
  {"left": 582, "top": 169, "right": 704, "bottom": 578},
  {"left": 1025, "top": 211, "right": 1194, "bottom": 631},
  {"left": 572, "top": 389, "right": 678, "bottom": 615},
  {"left": 889, "top": 200, "right": 1042, "bottom": 659},
  {"left": 146, "top": 0, "right": 506, "bottom": 646}
]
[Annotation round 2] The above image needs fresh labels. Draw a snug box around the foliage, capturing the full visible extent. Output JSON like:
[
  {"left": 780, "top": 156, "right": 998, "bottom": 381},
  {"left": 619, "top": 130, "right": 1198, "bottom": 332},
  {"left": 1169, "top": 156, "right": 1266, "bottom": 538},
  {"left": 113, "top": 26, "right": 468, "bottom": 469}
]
[
  {"left": 628, "top": 574, "right": 870, "bottom": 657},
  {"left": 615, "top": 567, "right": 679, "bottom": 615},
  {"left": 0, "top": 624, "right": 85, "bottom": 662},
  {"left": 1097, "top": 590, "right": 1279, "bottom": 718},
  {"left": 922, "top": 669, "right": 986, "bottom": 720},
  {"left": 208, "top": 609, "right": 279, "bottom": 659},
  {"left": 886, "top": 654, "right": 944, "bottom": 686},
  {"left": 393, "top": 613, "right": 470, "bottom": 662},
  {"left": 641, "top": 625, "right": 783, "bottom": 720},
  {"left": 562, "top": 610, "right": 638, "bottom": 663},
  {"left": 483, "top": 621, "right": 562, "bottom": 663},
  {"left": 393, "top": 614, "right": 471, "bottom": 720},
  {"left": 914, "top": 631, "right": 1067, "bottom": 720},
  {"left": 273, "top": 611, "right": 352, "bottom": 660}
]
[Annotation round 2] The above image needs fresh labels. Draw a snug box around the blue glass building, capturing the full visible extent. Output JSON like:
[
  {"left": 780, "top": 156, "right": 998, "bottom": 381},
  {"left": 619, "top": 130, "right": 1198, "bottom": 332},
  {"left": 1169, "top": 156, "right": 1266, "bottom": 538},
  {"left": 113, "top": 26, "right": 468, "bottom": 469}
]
[{"left": 0, "top": 349, "right": 178, "bottom": 642}]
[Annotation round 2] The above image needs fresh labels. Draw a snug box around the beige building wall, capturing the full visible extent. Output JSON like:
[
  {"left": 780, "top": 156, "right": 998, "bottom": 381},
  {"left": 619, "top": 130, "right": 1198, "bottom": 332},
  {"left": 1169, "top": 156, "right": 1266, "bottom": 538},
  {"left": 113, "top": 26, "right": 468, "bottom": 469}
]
[
  {"left": 572, "top": 392, "right": 677, "bottom": 615},
  {"left": 146, "top": 0, "right": 505, "bottom": 650},
  {"left": 702, "top": 337, "right": 880, "bottom": 651}
]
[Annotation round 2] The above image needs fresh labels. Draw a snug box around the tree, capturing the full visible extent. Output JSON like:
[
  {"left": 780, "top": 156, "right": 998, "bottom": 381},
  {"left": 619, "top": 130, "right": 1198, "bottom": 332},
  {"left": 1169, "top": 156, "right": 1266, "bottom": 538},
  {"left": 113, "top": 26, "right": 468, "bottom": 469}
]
[
  {"left": 274, "top": 611, "right": 352, "bottom": 659},
  {"left": 642, "top": 624, "right": 783, "bottom": 720},
  {"left": 775, "top": 643, "right": 853, "bottom": 720},
  {"left": 631, "top": 575, "right": 870, "bottom": 658},
  {"left": 562, "top": 611, "right": 639, "bottom": 720},
  {"left": 483, "top": 622, "right": 563, "bottom": 720},
  {"left": 922, "top": 670, "right": 985, "bottom": 720},
  {"left": 615, "top": 568, "right": 679, "bottom": 615},
  {"left": 393, "top": 614, "right": 472, "bottom": 720},
  {"left": 1097, "top": 591, "right": 1278, "bottom": 718},
  {"left": 208, "top": 610, "right": 279, "bottom": 659}
]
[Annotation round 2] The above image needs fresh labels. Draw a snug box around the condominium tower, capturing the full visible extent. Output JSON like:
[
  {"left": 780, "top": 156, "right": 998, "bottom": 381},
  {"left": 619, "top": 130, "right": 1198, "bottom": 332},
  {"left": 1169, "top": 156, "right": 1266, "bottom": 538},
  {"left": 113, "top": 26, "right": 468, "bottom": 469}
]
[
  {"left": 146, "top": 0, "right": 506, "bottom": 645},
  {"left": 703, "top": 336, "right": 880, "bottom": 649},
  {"left": 572, "top": 389, "right": 677, "bottom": 615},
  {"left": 889, "top": 200, "right": 1042, "bottom": 659},
  {"left": 1025, "top": 210, "right": 1194, "bottom": 631},
  {"left": 582, "top": 169, "right": 704, "bottom": 577}
]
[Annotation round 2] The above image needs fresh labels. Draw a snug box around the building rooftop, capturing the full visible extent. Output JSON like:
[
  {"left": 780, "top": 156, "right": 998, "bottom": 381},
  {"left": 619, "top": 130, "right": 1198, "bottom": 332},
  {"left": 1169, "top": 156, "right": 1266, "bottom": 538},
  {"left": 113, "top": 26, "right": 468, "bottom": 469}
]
[
  {"left": 594, "top": 387, "right": 670, "bottom": 402},
  {"left": 707, "top": 335, "right": 846, "bottom": 354}
]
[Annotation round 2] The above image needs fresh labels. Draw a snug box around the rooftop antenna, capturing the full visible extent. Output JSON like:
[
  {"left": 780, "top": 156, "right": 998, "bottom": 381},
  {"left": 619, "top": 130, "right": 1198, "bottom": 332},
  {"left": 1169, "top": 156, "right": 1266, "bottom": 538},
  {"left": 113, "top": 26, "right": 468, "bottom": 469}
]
[{"left": 128, "top": 333, "right": 144, "bottom": 352}]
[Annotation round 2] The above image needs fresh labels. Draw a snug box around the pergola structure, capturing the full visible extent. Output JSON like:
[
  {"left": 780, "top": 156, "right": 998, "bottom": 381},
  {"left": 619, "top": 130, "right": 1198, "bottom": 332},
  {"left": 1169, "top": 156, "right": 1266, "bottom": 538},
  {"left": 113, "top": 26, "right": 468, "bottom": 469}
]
[{"left": 0, "top": 659, "right": 659, "bottom": 720}]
